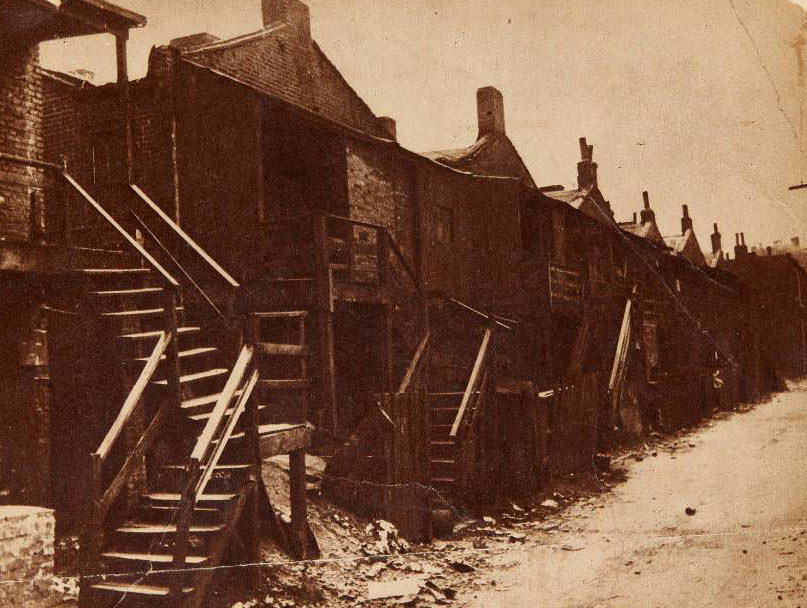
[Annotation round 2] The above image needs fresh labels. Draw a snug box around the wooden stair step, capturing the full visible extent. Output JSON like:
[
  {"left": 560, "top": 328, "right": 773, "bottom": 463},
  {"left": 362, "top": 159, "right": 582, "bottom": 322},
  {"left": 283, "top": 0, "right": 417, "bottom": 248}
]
[
  {"left": 133, "top": 346, "right": 217, "bottom": 363},
  {"left": 90, "top": 582, "right": 193, "bottom": 597},
  {"left": 94, "top": 287, "right": 164, "bottom": 297},
  {"left": 160, "top": 463, "right": 250, "bottom": 472},
  {"left": 251, "top": 310, "right": 308, "bottom": 318},
  {"left": 74, "top": 268, "right": 152, "bottom": 275},
  {"left": 431, "top": 459, "right": 455, "bottom": 465},
  {"left": 102, "top": 551, "right": 209, "bottom": 565},
  {"left": 143, "top": 492, "right": 235, "bottom": 503},
  {"left": 188, "top": 405, "right": 265, "bottom": 422},
  {"left": 116, "top": 523, "right": 223, "bottom": 534},
  {"left": 154, "top": 368, "right": 228, "bottom": 386},
  {"left": 181, "top": 390, "right": 242, "bottom": 411},
  {"left": 118, "top": 326, "right": 201, "bottom": 341},
  {"left": 102, "top": 306, "right": 184, "bottom": 318}
]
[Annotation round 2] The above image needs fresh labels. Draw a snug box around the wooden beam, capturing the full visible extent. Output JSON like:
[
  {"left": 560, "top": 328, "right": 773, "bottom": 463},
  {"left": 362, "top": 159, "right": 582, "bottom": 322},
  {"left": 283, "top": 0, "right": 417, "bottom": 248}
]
[
  {"left": 258, "top": 423, "right": 314, "bottom": 458},
  {"left": 289, "top": 449, "right": 308, "bottom": 559},
  {"left": 450, "top": 327, "right": 492, "bottom": 437},
  {"left": 115, "top": 33, "right": 133, "bottom": 183}
]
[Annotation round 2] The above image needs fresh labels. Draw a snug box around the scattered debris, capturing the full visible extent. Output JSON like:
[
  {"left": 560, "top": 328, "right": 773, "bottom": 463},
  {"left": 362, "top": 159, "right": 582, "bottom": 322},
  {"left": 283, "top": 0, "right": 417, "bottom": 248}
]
[
  {"left": 540, "top": 499, "right": 560, "bottom": 509},
  {"left": 362, "top": 520, "right": 410, "bottom": 555},
  {"left": 448, "top": 560, "right": 476, "bottom": 573}
]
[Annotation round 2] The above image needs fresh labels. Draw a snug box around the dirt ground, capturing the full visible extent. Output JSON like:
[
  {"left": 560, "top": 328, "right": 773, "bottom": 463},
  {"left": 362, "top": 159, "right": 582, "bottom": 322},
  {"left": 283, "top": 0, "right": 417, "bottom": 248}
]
[
  {"left": 44, "top": 383, "right": 807, "bottom": 607},
  {"left": 232, "top": 382, "right": 807, "bottom": 608}
]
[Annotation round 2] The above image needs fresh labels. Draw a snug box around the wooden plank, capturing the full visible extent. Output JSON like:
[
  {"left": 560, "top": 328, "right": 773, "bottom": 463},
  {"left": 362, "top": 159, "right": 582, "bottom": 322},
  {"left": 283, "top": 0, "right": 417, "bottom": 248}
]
[
  {"left": 256, "top": 342, "right": 307, "bottom": 357},
  {"left": 95, "top": 332, "right": 170, "bottom": 461},
  {"left": 397, "top": 331, "right": 430, "bottom": 394},
  {"left": 196, "top": 371, "right": 258, "bottom": 499},
  {"left": 130, "top": 185, "right": 239, "bottom": 287},
  {"left": 191, "top": 346, "right": 253, "bottom": 463},
  {"left": 450, "top": 328, "right": 492, "bottom": 437},
  {"left": 289, "top": 449, "right": 308, "bottom": 558},
  {"left": 259, "top": 423, "right": 314, "bottom": 458},
  {"left": 62, "top": 174, "right": 179, "bottom": 288},
  {"left": 609, "top": 299, "right": 632, "bottom": 391},
  {"left": 97, "top": 407, "right": 166, "bottom": 520}
]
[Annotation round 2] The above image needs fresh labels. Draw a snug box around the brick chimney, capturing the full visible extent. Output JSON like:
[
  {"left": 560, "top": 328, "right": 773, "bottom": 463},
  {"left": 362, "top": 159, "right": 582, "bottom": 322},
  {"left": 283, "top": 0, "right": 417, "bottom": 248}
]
[
  {"left": 262, "top": 0, "right": 310, "bottom": 40},
  {"left": 710, "top": 223, "right": 721, "bottom": 255},
  {"left": 792, "top": 236, "right": 801, "bottom": 249},
  {"left": 734, "top": 233, "right": 749, "bottom": 258},
  {"left": 376, "top": 116, "right": 397, "bottom": 141},
  {"left": 681, "top": 205, "right": 693, "bottom": 235},
  {"left": 639, "top": 191, "right": 655, "bottom": 225},
  {"left": 577, "top": 137, "right": 598, "bottom": 190},
  {"left": 477, "top": 86, "right": 505, "bottom": 137}
]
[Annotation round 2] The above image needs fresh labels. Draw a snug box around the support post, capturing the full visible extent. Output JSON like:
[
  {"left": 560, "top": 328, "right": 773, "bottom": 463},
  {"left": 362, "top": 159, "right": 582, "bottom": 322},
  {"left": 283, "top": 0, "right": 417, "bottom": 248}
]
[
  {"left": 289, "top": 448, "right": 308, "bottom": 558},
  {"left": 313, "top": 214, "right": 337, "bottom": 432},
  {"left": 115, "top": 33, "right": 133, "bottom": 184},
  {"left": 162, "top": 289, "right": 182, "bottom": 414}
]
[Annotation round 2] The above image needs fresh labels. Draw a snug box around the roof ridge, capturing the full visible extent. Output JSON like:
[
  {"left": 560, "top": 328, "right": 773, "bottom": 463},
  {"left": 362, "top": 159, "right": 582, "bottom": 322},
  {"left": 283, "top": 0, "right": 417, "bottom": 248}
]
[{"left": 179, "top": 23, "right": 288, "bottom": 55}]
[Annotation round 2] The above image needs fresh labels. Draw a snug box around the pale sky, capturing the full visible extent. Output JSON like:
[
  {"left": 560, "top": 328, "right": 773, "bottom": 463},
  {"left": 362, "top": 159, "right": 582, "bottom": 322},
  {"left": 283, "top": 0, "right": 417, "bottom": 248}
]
[{"left": 40, "top": 0, "right": 807, "bottom": 248}]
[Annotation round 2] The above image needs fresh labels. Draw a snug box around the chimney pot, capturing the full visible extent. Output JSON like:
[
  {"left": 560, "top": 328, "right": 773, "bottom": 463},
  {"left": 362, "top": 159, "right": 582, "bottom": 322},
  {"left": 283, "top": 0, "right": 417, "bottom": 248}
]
[
  {"left": 710, "top": 223, "right": 722, "bottom": 255},
  {"left": 740, "top": 232, "right": 746, "bottom": 246},
  {"left": 681, "top": 204, "right": 693, "bottom": 235},
  {"left": 767, "top": 246, "right": 773, "bottom": 255},
  {"left": 633, "top": 212, "right": 637, "bottom": 224},
  {"left": 642, "top": 191, "right": 650, "bottom": 209},
  {"left": 262, "top": 0, "right": 310, "bottom": 40},
  {"left": 376, "top": 116, "right": 396, "bottom": 141},
  {"left": 477, "top": 86, "right": 505, "bottom": 137}
]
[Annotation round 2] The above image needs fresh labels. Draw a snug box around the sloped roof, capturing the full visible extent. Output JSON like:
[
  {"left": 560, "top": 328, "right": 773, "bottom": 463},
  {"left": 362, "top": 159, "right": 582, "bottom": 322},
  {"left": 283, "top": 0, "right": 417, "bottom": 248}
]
[
  {"left": 161, "top": 23, "right": 383, "bottom": 137},
  {"left": 423, "top": 133, "right": 536, "bottom": 188},
  {"left": 620, "top": 220, "right": 665, "bottom": 246},
  {"left": 543, "top": 185, "right": 593, "bottom": 210},
  {"left": 663, "top": 228, "right": 706, "bottom": 266}
]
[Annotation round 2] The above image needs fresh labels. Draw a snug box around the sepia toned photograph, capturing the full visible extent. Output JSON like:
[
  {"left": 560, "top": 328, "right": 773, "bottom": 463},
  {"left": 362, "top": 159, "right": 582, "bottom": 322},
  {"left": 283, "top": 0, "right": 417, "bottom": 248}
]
[{"left": 1, "top": 0, "right": 806, "bottom": 606}]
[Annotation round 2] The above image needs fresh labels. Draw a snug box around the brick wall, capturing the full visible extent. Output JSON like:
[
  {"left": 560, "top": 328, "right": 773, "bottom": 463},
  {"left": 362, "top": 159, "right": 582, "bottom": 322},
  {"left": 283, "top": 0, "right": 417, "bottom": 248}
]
[
  {"left": 181, "top": 27, "right": 381, "bottom": 136},
  {"left": 0, "top": 506, "right": 56, "bottom": 608},
  {"left": 346, "top": 139, "right": 416, "bottom": 263},
  {"left": 418, "top": 164, "right": 522, "bottom": 312},
  {"left": 0, "top": 281, "right": 50, "bottom": 508},
  {"left": 0, "top": 45, "right": 44, "bottom": 240},
  {"left": 175, "top": 65, "right": 263, "bottom": 279}
]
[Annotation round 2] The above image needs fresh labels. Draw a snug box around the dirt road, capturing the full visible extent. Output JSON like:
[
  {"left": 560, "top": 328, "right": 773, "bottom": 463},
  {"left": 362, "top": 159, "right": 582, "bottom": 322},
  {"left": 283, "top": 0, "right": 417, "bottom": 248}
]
[{"left": 467, "top": 386, "right": 807, "bottom": 607}]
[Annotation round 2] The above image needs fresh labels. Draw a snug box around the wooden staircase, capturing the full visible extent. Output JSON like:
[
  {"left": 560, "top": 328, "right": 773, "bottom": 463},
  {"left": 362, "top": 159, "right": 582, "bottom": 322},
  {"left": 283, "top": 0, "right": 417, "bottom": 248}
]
[{"left": 53, "top": 177, "right": 315, "bottom": 608}]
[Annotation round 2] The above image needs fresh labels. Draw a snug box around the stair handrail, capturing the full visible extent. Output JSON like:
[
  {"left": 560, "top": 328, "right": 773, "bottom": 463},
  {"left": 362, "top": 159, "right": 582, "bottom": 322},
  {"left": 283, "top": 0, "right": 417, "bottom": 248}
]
[
  {"left": 81, "top": 331, "right": 173, "bottom": 586},
  {"left": 130, "top": 210, "right": 227, "bottom": 320},
  {"left": 195, "top": 369, "right": 259, "bottom": 500},
  {"left": 192, "top": 345, "right": 254, "bottom": 464},
  {"left": 129, "top": 185, "right": 239, "bottom": 288},
  {"left": 397, "top": 330, "right": 430, "bottom": 395},
  {"left": 432, "top": 291, "right": 515, "bottom": 331},
  {"left": 94, "top": 331, "right": 171, "bottom": 464},
  {"left": 450, "top": 324, "right": 493, "bottom": 438},
  {"left": 62, "top": 174, "right": 180, "bottom": 290},
  {"left": 171, "top": 345, "right": 257, "bottom": 597}
]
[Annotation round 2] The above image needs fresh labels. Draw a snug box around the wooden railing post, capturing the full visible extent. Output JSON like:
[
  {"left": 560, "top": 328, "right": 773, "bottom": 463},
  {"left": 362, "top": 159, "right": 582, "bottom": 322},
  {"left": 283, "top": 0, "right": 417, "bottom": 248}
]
[
  {"left": 162, "top": 288, "right": 182, "bottom": 413},
  {"left": 171, "top": 459, "right": 198, "bottom": 599},
  {"left": 313, "top": 214, "right": 338, "bottom": 433},
  {"left": 289, "top": 448, "right": 308, "bottom": 559},
  {"left": 244, "top": 329, "right": 262, "bottom": 585},
  {"left": 79, "top": 454, "right": 103, "bottom": 603}
]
